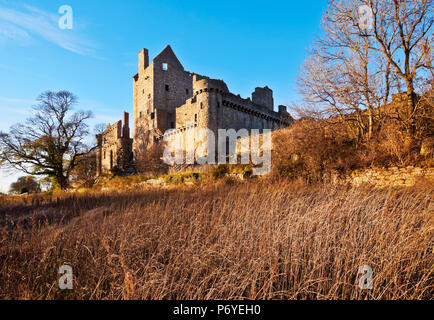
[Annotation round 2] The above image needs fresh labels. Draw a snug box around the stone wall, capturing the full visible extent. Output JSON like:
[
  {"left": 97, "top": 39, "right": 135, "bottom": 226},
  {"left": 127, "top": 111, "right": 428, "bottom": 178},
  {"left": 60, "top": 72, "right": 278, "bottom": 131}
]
[
  {"left": 96, "top": 112, "right": 133, "bottom": 175},
  {"left": 349, "top": 167, "right": 434, "bottom": 188},
  {"left": 176, "top": 76, "right": 292, "bottom": 134},
  {"left": 133, "top": 45, "right": 194, "bottom": 152}
]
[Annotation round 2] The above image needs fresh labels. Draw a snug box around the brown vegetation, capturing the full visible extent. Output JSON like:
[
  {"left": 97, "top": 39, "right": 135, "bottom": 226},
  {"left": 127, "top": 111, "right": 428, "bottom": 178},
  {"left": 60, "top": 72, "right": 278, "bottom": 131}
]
[
  {"left": 271, "top": 94, "right": 433, "bottom": 182},
  {"left": 0, "top": 179, "right": 432, "bottom": 300}
]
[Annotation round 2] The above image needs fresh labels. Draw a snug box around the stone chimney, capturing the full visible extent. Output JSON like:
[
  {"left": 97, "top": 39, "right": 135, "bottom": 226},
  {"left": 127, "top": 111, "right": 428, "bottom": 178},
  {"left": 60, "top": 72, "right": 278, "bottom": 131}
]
[
  {"left": 138, "top": 48, "right": 149, "bottom": 72},
  {"left": 123, "top": 112, "right": 130, "bottom": 139}
]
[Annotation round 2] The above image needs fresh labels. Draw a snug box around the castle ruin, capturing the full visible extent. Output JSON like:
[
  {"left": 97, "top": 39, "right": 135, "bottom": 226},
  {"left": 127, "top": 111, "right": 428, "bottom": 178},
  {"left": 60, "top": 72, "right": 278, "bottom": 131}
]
[
  {"left": 96, "top": 112, "right": 133, "bottom": 175},
  {"left": 96, "top": 45, "right": 292, "bottom": 175}
]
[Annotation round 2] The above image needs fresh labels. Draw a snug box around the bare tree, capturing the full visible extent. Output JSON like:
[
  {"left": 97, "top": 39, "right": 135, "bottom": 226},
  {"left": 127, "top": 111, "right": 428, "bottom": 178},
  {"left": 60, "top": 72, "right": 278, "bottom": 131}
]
[
  {"left": 368, "top": 0, "right": 433, "bottom": 134},
  {"left": 69, "top": 150, "right": 98, "bottom": 188},
  {"left": 133, "top": 113, "right": 169, "bottom": 175},
  {"left": 298, "top": 0, "right": 433, "bottom": 139},
  {"left": 0, "top": 91, "right": 94, "bottom": 190},
  {"left": 298, "top": 0, "right": 394, "bottom": 141}
]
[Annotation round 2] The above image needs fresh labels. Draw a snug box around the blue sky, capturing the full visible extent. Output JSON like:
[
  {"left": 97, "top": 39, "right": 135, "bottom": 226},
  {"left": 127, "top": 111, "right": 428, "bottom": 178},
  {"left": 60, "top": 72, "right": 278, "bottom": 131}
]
[{"left": 0, "top": 0, "right": 327, "bottom": 192}]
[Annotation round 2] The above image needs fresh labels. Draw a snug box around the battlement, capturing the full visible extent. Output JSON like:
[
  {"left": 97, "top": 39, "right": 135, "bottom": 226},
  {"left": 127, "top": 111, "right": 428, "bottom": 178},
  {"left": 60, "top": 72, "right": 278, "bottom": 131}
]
[{"left": 193, "top": 76, "right": 229, "bottom": 95}]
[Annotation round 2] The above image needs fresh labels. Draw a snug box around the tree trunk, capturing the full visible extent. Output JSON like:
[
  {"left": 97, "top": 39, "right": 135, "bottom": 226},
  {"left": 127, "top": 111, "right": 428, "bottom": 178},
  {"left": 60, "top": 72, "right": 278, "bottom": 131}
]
[
  {"left": 55, "top": 171, "right": 69, "bottom": 190},
  {"left": 367, "top": 109, "right": 373, "bottom": 139},
  {"left": 406, "top": 79, "right": 417, "bottom": 136}
]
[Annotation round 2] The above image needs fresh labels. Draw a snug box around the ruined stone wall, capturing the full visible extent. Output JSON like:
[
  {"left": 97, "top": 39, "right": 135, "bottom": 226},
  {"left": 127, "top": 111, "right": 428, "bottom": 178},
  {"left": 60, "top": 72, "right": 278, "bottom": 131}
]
[
  {"left": 97, "top": 113, "right": 133, "bottom": 176},
  {"left": 99, "top": 121, "right": 121, "bottom": 174},
  {"left": 350, "top": 167, "right": 434, "bottom": 188}
]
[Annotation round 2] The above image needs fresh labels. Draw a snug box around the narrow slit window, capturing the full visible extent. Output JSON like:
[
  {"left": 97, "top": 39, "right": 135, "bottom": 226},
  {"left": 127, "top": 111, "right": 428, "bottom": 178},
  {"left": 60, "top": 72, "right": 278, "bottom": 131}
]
[
  {"left": 165, "top": 85, "right": 170, "bottom": 92},
  {"left": 162, "top": 63, "right": 168, "bottom": 71}
]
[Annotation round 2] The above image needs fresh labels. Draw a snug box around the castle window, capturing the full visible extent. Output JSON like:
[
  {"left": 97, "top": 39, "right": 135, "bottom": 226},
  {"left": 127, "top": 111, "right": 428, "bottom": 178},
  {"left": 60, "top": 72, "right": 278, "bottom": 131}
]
[
  {"left": 195, "top": 114, "right": 198, "bottom": 123},
  {"left": 217, "top": 102, "right": 220, "bottom": 108},
  {"left": 165, "top": 85, "right": 170, "bottom": 92},
  {"left": 150, "top": 112, "right": 155, "bottom": 120},
  {"left": 148, "top": 94, "right": 151, "bottom": 99},
  {"left": 162, "top": 63, "right": 168, "bottom": 71},
  {"left": 140, "top": 111, "right": 143, "bottom": 118},
  {"left": 104, "top": 151, "right": 106, "bottom": 159},
  {"left": 186, "top": 89, "right": 189, "bottom": 95},
  {"left": 200, "top": 102, "right": 203, "bottom": 109}
]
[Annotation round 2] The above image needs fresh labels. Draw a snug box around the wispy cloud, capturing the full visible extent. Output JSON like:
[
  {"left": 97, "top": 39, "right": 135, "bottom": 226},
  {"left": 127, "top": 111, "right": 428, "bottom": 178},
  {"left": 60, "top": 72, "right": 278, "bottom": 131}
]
[
  {"left": 0, "top": 20, "right": 31, "bottom": 44},
  {"left": 0, "top": 3, "right": 96, "bottom": 56},
  {"left": 0, "top": 96, "right": 35, "bottom": 126}
]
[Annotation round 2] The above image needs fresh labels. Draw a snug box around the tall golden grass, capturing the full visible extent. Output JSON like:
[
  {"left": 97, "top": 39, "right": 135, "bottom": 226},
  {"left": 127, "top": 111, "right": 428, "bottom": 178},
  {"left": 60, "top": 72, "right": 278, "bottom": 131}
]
[{"left": 0, "top": 179, "right": 432, "bottom": 300}]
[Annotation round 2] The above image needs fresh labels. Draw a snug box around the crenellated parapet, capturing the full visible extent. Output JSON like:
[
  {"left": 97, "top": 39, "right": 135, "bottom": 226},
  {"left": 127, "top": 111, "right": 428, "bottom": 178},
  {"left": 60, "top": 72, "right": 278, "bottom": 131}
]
[{"left": 193, "top": 76, "right": 229, "bottom": 95}]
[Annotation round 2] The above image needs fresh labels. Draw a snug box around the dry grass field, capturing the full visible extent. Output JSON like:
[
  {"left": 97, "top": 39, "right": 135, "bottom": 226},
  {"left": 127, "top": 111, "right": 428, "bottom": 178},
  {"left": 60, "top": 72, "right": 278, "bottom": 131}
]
[{"left": 0, "top": 178, "right": 432, "bottom": 300}]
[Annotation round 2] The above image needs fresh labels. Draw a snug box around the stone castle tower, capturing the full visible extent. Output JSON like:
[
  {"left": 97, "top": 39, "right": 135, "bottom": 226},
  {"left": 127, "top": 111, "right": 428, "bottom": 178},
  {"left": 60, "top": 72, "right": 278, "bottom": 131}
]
[{"left": 96, "top": 45, "right": 292, "bottom": 175}]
